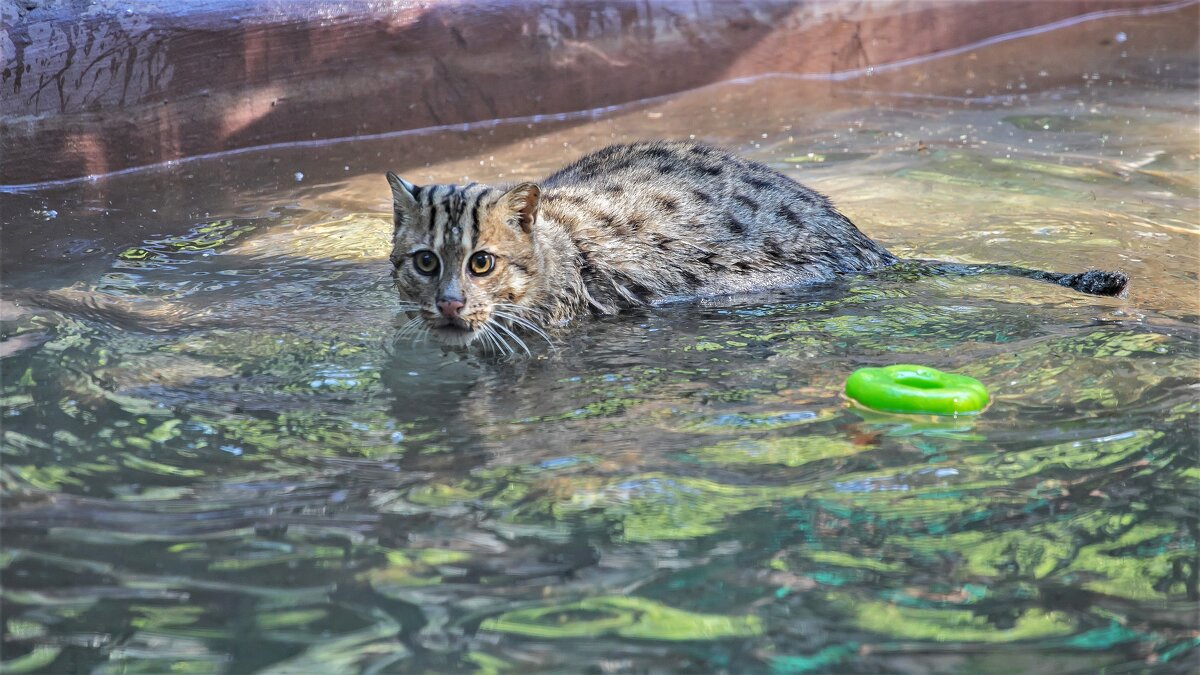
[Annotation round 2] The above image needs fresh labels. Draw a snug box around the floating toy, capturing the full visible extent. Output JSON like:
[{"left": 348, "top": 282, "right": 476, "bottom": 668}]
[{"left": 844, "top": 365, "right": 989, "bottom": 416}]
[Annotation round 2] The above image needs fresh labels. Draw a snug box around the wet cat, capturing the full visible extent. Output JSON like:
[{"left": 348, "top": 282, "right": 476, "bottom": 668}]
[{"left": 386, "top": 140, "right": 1126, "bottom": 352}]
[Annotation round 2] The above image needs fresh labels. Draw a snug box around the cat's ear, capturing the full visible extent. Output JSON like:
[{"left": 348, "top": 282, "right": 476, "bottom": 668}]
[
  {"left": 500, "top": 182, "right": 540, "bottom": 234},
  {"left": 386, "top": 171, "right": 419, "bottom": 227}
]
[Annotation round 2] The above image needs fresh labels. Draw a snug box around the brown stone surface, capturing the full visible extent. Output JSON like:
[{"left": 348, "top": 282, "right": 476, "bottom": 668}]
[{"left": 0, "top": 0, "right": 1187, "bottom": 185}]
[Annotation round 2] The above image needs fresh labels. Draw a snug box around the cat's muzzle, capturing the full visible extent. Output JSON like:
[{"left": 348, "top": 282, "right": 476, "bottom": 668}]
[{"left": 429, "top": 317, "right": 477, "bottom": 346}]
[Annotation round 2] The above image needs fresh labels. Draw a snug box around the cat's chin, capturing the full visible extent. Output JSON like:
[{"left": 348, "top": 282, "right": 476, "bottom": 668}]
[{"left": 430, "top": 324, "right": 478, "bottom": 347}]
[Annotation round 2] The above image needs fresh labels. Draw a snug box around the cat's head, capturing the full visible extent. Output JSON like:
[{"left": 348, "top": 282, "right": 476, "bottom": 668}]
[{"left": 386, "top": 172, "right": 542, "bottom": 349}]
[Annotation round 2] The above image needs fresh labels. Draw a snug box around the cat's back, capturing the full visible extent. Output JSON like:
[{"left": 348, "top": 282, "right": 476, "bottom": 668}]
[
  {"left": 539, "top": 140, "right": 833, "bottom": 245},
  {"left": 536, "top": 141, "right": 893, "bottom": 302},
  {"left": 542, "top": 140, "right": 785, "bottom": 202}
]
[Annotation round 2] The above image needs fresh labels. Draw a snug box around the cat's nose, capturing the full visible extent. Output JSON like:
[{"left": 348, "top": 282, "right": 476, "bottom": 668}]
[{"left": 436, "top": 298, "right": 464, "bottom": 319}]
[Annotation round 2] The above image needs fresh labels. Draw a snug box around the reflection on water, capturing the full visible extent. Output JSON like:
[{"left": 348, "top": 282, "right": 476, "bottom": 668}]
[{"left": 2, "top": 9, "right": 1198, "bottom": 674}]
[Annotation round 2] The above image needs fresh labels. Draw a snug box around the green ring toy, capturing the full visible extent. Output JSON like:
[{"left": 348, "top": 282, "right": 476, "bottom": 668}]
[{"left": 844, "top": 365, "right": 989, "bottom": 416}]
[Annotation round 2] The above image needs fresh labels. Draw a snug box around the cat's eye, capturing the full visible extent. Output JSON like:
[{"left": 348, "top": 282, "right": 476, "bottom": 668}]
[
  {"left": 468, "top": 251, "right": 495, "bottom": 276},
  {"left": 412, "top": 250, "right": 439, "bottom": 276}
]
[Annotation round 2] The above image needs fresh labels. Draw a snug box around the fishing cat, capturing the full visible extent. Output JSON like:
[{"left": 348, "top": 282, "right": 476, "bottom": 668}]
[{"left": 386, "top": 140, "right": 1126, "bottom": 352}]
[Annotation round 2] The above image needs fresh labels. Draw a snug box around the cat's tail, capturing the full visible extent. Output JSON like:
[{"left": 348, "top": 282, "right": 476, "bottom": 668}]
[{"left": 894, "top": 260, "right": 1128, "bottom": 296}]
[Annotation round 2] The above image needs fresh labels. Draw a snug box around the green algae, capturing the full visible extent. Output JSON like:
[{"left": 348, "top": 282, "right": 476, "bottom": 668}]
[
  {"left": 115, "top": 220, "right": 259, "bottom": 267},
  {"left": 360, "top": 547, "right": 475, "bottom": 593},
  {"left": 850, "top": 602, "right": 1075, "bottom": 642},
  {"left": 463, "top": 651, "right": 513, "bottom": 674},
  {"left": 962, "top": 429, "right": 1160, "bottom": 481},
  {"left": 1065, "top": 521, "right": 1191, "bottom": 601},
  {"left": 691, "top": 435, "right": 866, "bottom": 467},
  {"left": 552, "top": 473, "right": 812, "bottom": 542},
  {"left": 803, "top": 550, "right": 905, "bottom": 574},
  {"left": 481, "top": 596, "right": 761, "bottom": 641}
]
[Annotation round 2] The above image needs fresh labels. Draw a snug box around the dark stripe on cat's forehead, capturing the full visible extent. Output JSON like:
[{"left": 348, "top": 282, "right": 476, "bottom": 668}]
[
  {"left": 457, "top": 188, "right": 473, "bottom": 224},
  {"left": 421, "top": 184, "right": 437, "bottom": 231},
  {"left": 444, "top": 191, "right": 457, "bottom": 232},
  {"left": 417, "top": 183, "right": 498, "bottom": 251},
  {"left": 467, "top": 190, "right": 484, "bottom": 247}
]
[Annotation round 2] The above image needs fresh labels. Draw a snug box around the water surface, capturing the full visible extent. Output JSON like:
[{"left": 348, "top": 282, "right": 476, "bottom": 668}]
[{"left": 2, "top": 9, "right": 1198, "bottom": 673}]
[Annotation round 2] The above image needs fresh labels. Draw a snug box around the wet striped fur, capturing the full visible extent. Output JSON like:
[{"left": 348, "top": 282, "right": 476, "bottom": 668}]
[{"left": 386, "top": 140, "right": 1124, "bottom": 352}]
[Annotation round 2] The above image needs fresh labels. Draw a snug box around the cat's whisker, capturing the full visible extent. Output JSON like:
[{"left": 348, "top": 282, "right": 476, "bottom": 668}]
[
  {"left": 392, "top": 326, "right": 414, "bottom": 345},
  {"left": 493, "top": 302, "right": 550, "bottom": 328},
  {"left": 393, "top": 315, "right": 423, "bottom": 343},
  {"left": 478, "top": 328, "right": 497, "bottom": 355},
  {"left": 410, "top": 325, "right": 429, "bottom": 348},
  {"left": 491, "top": 330, "right": 511, "bottom": 358},
  {"left": 492, "top": 305, "right": 539, "bottom": 326},
  {"left": 511, "top": 319, "right": 554, "bottom": 348},
  {"left": 493, "top": 302, "right": 543, "bottom": 318},
  {"left": 478, "top": 323, "right": 506, "bottom": 357},
  {"left": 498, "top": 320, "right": 551, "bottom": 351},
  {"left": 392, "top": 310, "right": 421, "bottom": 325},
  {"left": 488, "top": 323, "right": 515, "bottom": 358},
  {"left": 473, "top": 323, "right": 496, "bottom": 353},
  {"left": 493, "top": 310, "right": 555, "bottom": 348},
  {"left": 498, "top": 324, "right": 530, "bottom": 356},
  {"left": 490, "top": 319, "right": 531, "bottom": 356}
]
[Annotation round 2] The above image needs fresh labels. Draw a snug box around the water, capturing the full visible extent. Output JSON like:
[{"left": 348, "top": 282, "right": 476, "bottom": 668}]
[{"left": 2, "top": 10, "right": 1198, "bottom": 673}]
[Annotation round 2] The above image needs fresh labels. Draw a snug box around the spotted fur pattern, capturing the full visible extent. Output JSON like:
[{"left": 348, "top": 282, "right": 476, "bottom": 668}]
[
  {"left": 387, "top": 140, "right": 896, "bottom": 348},
  {"left": 386, "top": 140, "right": 1122, "bottom": 350},
  {"left": 536, "top": 141, "right": 897, "bottom": 313}
]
